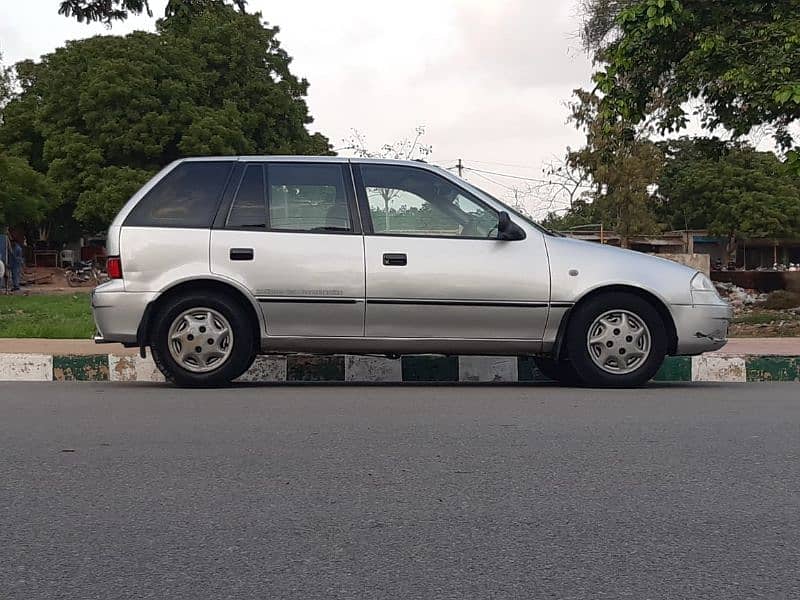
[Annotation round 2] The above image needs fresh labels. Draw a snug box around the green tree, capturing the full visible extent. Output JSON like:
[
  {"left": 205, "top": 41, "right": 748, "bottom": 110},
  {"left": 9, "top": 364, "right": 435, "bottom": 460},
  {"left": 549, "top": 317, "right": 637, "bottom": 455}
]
[
  {"left": 1, "top": 2, "right": 330, "bottom": 234},
  {"left": 539, "top": 200, "right": 599, "bottom": 233},
  {"left": 0, "top": 51, "right": 10, "bottom": 110},
  {"left": 58, "top": 0, "right": 247, "bottom": 24},
  {"left": 585, "top": 0, "right": 800, "bottom": 168},
  {"left": 566, "top": 89, "right": 663, "bottom": 247},
  {"left": 657, "top": 137, "right": 800, "bottom": 262},
  {"left": 0, "top": 53, "right": 52, "bottom": 229},
  {"left": 0, "top": 153, "right": 52, "bottom": 228}
]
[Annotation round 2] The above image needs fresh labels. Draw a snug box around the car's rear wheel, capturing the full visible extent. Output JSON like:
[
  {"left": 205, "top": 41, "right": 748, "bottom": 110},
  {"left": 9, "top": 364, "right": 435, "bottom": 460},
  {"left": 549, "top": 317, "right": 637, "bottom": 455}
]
[
  {"left": 150, "top": 293, "right": 255, "bottom": 387},
  {"left": 565, "top": 292, "right": 667, "bottom": 388},
  {"left": 533, "top": 357, "right": 580, "bottom": 385}
]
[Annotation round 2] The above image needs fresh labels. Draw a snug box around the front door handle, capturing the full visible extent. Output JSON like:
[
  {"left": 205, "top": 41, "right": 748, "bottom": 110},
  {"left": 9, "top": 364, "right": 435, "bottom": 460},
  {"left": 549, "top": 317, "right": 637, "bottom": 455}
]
[
  {"left": 383, "top": 253, "right": 407, "bottom": 266},
  {"left": 230, "top": 248, "right": 254, "bottom": 261}
]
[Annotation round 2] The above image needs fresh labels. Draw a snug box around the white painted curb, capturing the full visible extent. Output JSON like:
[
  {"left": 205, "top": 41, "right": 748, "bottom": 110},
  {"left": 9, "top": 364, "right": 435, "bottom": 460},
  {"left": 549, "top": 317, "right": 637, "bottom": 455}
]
[{"left": 0, "top": 354, "right": 53, "bottom": 381}]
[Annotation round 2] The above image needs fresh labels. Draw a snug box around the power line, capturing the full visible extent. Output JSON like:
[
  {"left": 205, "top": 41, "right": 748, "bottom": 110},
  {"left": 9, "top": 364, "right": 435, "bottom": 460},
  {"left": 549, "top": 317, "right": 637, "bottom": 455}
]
[
  {"left": 465, "top": 169, "right": 518, "bottom": 192},
  {"left": 463, "top": 166, "right": 550, "bottom": 185},
  {"left": 460, "top": 158, "right": 539, "bottom": 170}
]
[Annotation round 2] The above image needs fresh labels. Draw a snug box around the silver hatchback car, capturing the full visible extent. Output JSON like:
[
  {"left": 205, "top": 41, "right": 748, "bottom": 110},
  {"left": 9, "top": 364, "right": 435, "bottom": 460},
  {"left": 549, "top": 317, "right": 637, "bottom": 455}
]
[{"left": 92, "top": 157, "right": 732, "bottom": 387}]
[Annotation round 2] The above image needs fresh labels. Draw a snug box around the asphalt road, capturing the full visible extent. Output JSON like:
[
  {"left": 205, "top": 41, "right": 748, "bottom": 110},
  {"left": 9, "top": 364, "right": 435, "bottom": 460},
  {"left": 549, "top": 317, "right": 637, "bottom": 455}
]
[{"left": 2, "top": 383, "right": 799, "bottom": 600}]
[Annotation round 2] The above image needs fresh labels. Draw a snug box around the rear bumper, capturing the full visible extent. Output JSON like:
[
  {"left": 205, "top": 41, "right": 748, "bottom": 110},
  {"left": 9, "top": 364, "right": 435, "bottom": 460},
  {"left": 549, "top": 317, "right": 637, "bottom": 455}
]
[
  {"left": 672, "top": 303, "right": 734, "bottom": 356},
  {"left": 91, "top": 282, "right": 156, "bottom": 345}
]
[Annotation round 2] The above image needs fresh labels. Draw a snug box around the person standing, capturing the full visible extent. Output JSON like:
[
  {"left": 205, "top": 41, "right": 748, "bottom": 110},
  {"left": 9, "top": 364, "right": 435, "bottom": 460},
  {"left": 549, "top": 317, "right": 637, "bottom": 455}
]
[{"left": 10, "top": 235, "right": 24, "bottom": 291}]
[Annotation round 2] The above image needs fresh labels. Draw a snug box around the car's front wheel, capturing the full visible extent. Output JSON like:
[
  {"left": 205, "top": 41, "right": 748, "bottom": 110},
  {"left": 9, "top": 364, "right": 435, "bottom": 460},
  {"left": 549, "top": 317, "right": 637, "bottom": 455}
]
[
  {"left": 150, "top": 293, "right": 255, "bottom": 387},
  {"left": 565, "top": 292, "right": 667, "bottom": 388}
]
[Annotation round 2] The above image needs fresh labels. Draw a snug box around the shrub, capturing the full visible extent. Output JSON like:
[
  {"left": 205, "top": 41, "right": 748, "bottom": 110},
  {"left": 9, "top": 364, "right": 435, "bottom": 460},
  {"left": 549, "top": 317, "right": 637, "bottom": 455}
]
[{"left": 761, "top": 290, "right": 800, "bottom": 310}]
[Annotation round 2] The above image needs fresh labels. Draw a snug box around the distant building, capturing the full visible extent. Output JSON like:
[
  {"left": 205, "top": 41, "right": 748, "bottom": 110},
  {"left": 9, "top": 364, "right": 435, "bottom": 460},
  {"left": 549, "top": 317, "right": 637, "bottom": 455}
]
[{"left": 559, "top": 228, "right": 800, "bottom": 270}]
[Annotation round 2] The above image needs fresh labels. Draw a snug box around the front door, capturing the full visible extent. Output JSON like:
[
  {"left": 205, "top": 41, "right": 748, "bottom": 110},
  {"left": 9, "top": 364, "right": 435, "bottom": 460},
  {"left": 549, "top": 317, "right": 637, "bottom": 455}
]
[
  {"left": 211, "top": 161, "right": 365, "bottom": 338},
  {"left": 355, "top": 163, "right": 550, "bottom": 340}
]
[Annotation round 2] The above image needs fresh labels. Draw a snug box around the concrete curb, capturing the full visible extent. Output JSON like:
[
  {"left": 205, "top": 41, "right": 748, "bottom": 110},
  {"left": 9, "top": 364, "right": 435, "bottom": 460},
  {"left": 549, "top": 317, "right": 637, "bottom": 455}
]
[{"left": 1, "top": 353, "right": 799, "bottom": 383}]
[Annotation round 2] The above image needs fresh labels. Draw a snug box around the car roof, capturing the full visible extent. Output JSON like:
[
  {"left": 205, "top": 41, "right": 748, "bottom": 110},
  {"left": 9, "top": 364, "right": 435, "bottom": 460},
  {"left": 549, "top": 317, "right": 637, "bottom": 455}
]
[{"left": 177, "top": 156, "right": 441, "bottom": 169}]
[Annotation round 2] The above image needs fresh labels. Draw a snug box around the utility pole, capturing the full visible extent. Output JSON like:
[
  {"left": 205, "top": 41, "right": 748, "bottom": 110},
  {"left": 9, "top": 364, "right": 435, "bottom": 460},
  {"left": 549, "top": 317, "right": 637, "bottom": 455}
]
[{"left": 457, "top": 158, "right": 463, "bottom": 178}]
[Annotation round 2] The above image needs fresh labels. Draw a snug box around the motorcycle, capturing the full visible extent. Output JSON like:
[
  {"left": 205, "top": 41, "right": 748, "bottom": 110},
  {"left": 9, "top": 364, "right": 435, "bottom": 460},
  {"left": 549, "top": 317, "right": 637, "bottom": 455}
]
[{"left": 66, "top": 260, "right": 109, "bottom": 287}]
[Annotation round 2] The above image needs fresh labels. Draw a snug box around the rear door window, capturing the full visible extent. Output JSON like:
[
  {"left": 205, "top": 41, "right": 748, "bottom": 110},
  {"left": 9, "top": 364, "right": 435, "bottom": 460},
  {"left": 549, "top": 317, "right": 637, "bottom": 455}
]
[
  {"left": 125, "top": 161, "right": 233, "bottom": 228},
  {"left": 267, "top": 164, "right": 353, "bottom": 233}
]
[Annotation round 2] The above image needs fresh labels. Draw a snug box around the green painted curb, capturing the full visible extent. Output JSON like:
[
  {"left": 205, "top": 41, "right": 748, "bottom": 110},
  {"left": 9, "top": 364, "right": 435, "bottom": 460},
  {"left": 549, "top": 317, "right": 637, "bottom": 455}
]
[
  {"left": 402, "top": 355, "right": 459, "bottom": 382},
  {"left": 53, "top": 354, "right": 109, "bottom": 382},
  {"left": 746, "top": 357, "right": 800, "bottom": 382},
  {"left": 653, "top": 356, "right": 692, "bottom": 382},
  {"left": 287, "top": 354, "right": 345, "bottom": 382}
]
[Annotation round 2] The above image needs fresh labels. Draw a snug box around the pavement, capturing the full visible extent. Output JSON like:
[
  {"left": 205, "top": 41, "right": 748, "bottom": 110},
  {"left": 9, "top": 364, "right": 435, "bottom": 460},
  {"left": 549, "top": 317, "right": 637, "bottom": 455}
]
[
  {"left": 1, "top": 383, "right": 799, "bottom": 599},
  {"left": 2, "top": 337, "right": 800, "bottom": 356},
  {"left": 0, "top": 338, "right": 137, "bottom": 355},
  {"left": 713, "top": 337, "right": 800, "bottom": 355}
]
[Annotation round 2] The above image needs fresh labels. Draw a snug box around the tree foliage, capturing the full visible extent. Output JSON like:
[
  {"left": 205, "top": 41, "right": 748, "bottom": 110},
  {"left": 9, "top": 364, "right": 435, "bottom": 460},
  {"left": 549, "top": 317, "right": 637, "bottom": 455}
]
[
  {"left": 565, "top": 89, "right": 663, "bottom": 246},
  {"left": 586, "top": 0, "right": 800, "bottom": 166},
  {"left": 0, "top": 52, "right": 11, "bottom": 111},
  {"left": 0, "top": 53, "right": 52, "bottom": 229},
  {"left": 540, "top": 154, "right": 591, "bottom": 211},
  {"left": 58, "top": 0, "right": 151, "bottom": 24},
  {"left": 578, "top": 0, "right": 637, "bottom": 51},
  {"left": 657, "top": 137, "right": 800, "bottom": 258},
  {"left": 58, "top": 0, "right": 247, "bottom": 24},
  {"left": 540, "top": 199, "right": 599, "bottom": 233},
  {"left": 1, "top": 2, "right": 330, "bottom": 234},
  {"left": 0, "top": 153, "right": 53, "bottom": 228}
]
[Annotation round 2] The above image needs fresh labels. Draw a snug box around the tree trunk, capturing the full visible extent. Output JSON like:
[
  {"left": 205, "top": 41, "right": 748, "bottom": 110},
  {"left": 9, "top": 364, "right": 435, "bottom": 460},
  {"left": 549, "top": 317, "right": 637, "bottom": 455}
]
[{"left": 724, "top": 232, "right": 737, "bottom": 267}]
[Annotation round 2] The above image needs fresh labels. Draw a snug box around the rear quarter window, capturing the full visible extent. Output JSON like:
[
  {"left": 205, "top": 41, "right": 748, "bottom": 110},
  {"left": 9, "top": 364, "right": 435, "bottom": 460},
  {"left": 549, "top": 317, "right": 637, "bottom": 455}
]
[{"left": 124, "top": 161, "right": 234, "bottom": 228}]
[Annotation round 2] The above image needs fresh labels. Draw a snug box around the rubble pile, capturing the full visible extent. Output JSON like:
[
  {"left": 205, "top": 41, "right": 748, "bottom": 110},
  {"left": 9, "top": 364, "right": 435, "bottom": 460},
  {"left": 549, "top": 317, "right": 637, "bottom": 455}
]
[{"left": 714, "top": 282, "right": 767, "bottom": 308}]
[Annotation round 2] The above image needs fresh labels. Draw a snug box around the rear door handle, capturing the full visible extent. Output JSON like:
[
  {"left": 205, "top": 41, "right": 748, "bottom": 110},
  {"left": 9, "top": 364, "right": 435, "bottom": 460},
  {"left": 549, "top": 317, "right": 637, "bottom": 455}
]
[
  {"left": 230, "top": 248, "right": 254, "bottom": 261},
  {"left": 383, "top": 253, "right": 407, "bottom": 266}
]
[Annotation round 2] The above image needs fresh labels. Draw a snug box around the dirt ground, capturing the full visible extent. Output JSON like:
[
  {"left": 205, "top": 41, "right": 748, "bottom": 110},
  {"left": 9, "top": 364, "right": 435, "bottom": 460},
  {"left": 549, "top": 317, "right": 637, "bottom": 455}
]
[{"left": 2, "top": 267, "right": 96, "bottom": 295}]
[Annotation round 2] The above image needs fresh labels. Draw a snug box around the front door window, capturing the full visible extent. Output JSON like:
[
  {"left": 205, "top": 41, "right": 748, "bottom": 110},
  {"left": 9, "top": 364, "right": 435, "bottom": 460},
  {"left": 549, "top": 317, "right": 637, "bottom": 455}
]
[{"left": 360, "top": 165, "right": 498, "bottom": 238}]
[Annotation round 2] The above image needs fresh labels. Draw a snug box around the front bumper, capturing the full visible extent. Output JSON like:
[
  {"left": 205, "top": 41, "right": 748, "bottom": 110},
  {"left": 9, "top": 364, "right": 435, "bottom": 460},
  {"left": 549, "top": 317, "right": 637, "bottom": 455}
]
[
  {"left": 671, "top": 302, "right": 734, "bottom": 356},
  {"left": 91, "top": 282, "right": 156, "bottom": 345}
]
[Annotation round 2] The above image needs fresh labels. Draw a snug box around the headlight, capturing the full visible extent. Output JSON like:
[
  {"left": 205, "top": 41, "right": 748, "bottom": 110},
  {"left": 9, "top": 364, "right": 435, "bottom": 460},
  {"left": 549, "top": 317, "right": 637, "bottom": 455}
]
[{"left": 691, "top": 272, "right": 717, "bottom": 293}]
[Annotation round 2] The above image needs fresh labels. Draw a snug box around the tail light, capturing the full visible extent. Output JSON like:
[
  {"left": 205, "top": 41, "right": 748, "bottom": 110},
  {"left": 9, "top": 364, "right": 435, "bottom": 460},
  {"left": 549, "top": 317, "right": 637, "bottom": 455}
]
[{"left": 107, "top": 256, "right": 123, "bottom": 279}]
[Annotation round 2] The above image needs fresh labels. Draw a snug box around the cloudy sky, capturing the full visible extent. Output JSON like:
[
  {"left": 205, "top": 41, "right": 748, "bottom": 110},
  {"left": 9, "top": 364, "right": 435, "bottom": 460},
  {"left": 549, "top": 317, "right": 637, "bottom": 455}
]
[{"left": 0, "top": 0, "right": 594, "bottom": 216}]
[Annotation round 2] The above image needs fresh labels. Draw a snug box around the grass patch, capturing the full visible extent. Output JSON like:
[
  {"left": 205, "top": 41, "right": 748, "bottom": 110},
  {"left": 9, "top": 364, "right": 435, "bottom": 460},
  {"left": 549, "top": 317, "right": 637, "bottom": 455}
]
[
  {"left": 0, "top": 293, "right": 94, "bottom": 338},
  {"left": 733, "top": 310, "right": 800, "bottom": 326}
]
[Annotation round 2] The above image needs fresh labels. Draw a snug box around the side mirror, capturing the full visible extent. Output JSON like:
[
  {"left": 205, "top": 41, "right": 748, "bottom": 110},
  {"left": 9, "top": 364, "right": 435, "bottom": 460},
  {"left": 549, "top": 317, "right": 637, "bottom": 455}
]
[{"left": 497, "top": 211, "right": 525, "bottom": 241}]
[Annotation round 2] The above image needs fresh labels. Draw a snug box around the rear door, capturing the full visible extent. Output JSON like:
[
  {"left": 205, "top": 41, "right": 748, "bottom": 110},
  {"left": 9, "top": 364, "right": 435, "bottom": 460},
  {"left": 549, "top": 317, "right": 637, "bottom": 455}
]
[
  {"left": 354, "top": 163, "right": 550, "bottom": 340},
  {"left": 211, "top": 161, "right": 365, "bottom": 338}
]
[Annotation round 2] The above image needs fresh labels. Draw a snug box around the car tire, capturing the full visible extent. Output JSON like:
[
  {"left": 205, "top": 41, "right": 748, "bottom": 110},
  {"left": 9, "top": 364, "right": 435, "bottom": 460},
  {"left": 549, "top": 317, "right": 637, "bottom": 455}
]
[
  {"left": 66, "top": 272, "right": 83, "bottom": 287},
  {"left": 565, "top": 292, "right": 667, "bottom": 388},
  {"left": 533, "top": 357, "right": 580, "bottom": 385},
  {"left": 150, "top": 292, "right": 256, "bottom": 388}
]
